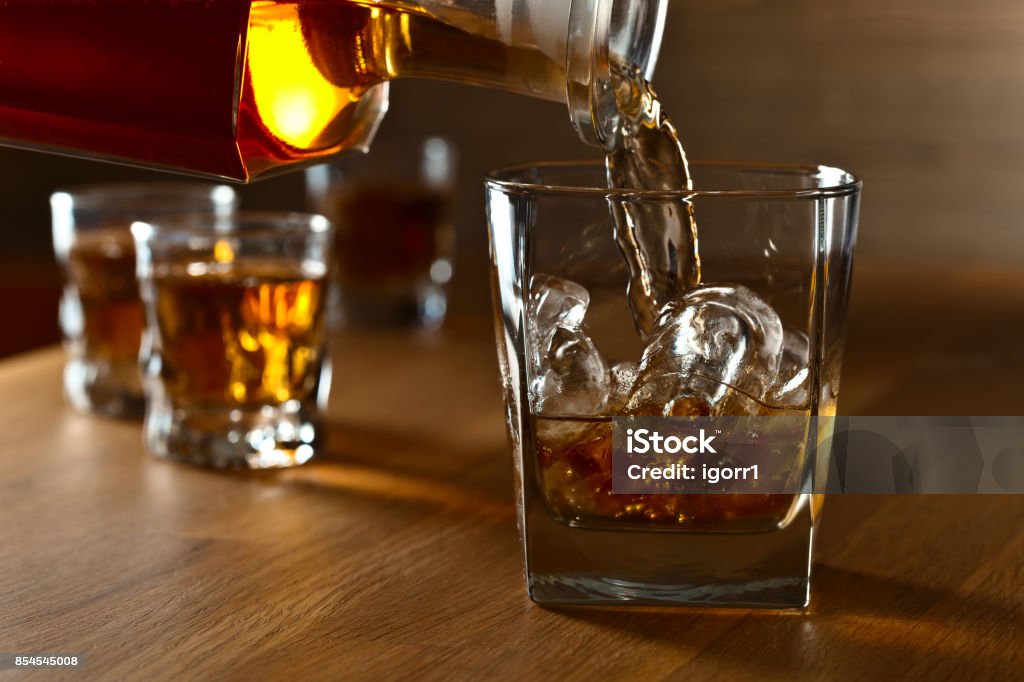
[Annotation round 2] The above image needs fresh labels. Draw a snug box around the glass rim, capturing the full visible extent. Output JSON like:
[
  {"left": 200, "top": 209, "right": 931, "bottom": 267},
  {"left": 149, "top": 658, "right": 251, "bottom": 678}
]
[
  {"left": 485, "top": 160, "right": 862, "bottom": 199},
  {"left": 131, "top": 210, "right": 332, "bottom": 242},
  {"left": 50, "top": 181, "right": 238, "bottom": 210}
]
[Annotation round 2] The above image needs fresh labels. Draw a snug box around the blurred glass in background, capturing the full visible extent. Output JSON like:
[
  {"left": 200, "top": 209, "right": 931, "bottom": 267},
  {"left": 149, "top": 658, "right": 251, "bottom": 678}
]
[
  {"left": 50, "top": 183, "right": 237, "bottom": 417},
  {"left": 306, "top": 136, "right": 456, "bottom": 330}
]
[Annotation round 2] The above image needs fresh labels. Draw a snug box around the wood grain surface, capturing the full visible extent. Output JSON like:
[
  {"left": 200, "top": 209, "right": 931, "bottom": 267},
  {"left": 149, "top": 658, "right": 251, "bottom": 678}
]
[{"left": 0, "top": 265, "right": 1022, "bottom": 681}]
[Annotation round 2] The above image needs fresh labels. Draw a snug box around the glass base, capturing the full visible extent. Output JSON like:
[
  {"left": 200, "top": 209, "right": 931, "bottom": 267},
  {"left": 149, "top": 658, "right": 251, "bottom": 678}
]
[
  {"left": 522, "top": 497, "right": 815, "bottom": 608},
  {"left": 63, "top": 357, "right": 145, "bottom": 419},
  {"left": 143, "top": 397, "right": 323, "bottom": 470}
]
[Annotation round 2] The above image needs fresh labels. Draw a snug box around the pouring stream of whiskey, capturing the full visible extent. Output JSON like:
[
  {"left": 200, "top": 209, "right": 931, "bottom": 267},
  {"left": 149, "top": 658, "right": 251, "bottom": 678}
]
[{"left": 605, "top": 65, "right": 702, "bottom": 338}]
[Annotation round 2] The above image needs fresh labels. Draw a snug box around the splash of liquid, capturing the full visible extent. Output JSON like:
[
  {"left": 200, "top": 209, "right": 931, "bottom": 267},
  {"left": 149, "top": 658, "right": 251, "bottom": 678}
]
[{"left": 605, "top": 64, "right": 701, "bottom": 339}]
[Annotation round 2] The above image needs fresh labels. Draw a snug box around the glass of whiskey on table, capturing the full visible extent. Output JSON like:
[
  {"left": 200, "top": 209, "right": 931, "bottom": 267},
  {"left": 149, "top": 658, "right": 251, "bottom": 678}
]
[
  {"left": 306, "top": 136, "right": 456, "bottom": 329},
  {"left": 486, "top": 161, "right": 861, "bottom": 608},
  {"left": 51, "top": 183, "right": 238, "bottom": 418},
  {"left": 132, "top": 212, "right": 333, "bottom": 470}
]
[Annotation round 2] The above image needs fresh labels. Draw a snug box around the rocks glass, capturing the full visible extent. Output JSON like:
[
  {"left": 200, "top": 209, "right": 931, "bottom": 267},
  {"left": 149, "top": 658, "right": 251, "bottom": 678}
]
[{"left": 486, "top": 161, "right": 860, "bottom": 607}]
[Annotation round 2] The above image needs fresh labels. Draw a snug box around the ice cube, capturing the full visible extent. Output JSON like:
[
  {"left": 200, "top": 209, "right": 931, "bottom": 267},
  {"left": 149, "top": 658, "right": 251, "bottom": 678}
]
[
  {"left": 531, "top": 273, "right": 589, "bottom": 332},
  {"left": 532, "top": 326, "right": 610, "bottom": 416},
  {"left": 527, "top": 275, "right": 610, "bottom": 416},
  {"left": 626, "top": 285, "right": 784, "bottom": 415},
  {"left": 769, "top": 330, "right": 810, "bottom": 408},
  {"left": 607, "top": 361, "right": 639, "bottom": 412},
  {"left": 528, "top": 274, "right": 591, "bottom": 377}
]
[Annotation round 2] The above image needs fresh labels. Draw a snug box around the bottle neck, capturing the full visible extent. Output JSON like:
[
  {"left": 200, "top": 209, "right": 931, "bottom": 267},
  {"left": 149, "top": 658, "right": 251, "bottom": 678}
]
[
  {"left": 381, "top": 3, "right": 569, "bottom": 104},
  {"left": 365, "top": 0, "right": 667, "bottom": 147},
  {"left": 565, "top": 0, "right": 668, "bottom": 150}
]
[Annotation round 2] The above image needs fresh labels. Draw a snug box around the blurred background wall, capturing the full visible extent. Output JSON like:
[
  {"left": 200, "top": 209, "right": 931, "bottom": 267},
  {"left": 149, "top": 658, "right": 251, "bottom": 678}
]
[{"left": 1, "top": 0, "right": 1022, "bottom": 357}]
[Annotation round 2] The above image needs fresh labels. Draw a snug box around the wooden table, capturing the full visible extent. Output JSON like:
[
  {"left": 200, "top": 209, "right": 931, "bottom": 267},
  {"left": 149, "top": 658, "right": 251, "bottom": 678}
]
[{"left": 1, "top": 267, "right": 1022, "bottom": 681}]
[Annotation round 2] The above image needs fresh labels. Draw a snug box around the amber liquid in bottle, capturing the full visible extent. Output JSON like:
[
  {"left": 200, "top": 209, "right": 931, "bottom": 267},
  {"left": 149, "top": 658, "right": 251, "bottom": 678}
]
[{"left": 0, "top": 1, "right": 564, "bottom": 182}]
